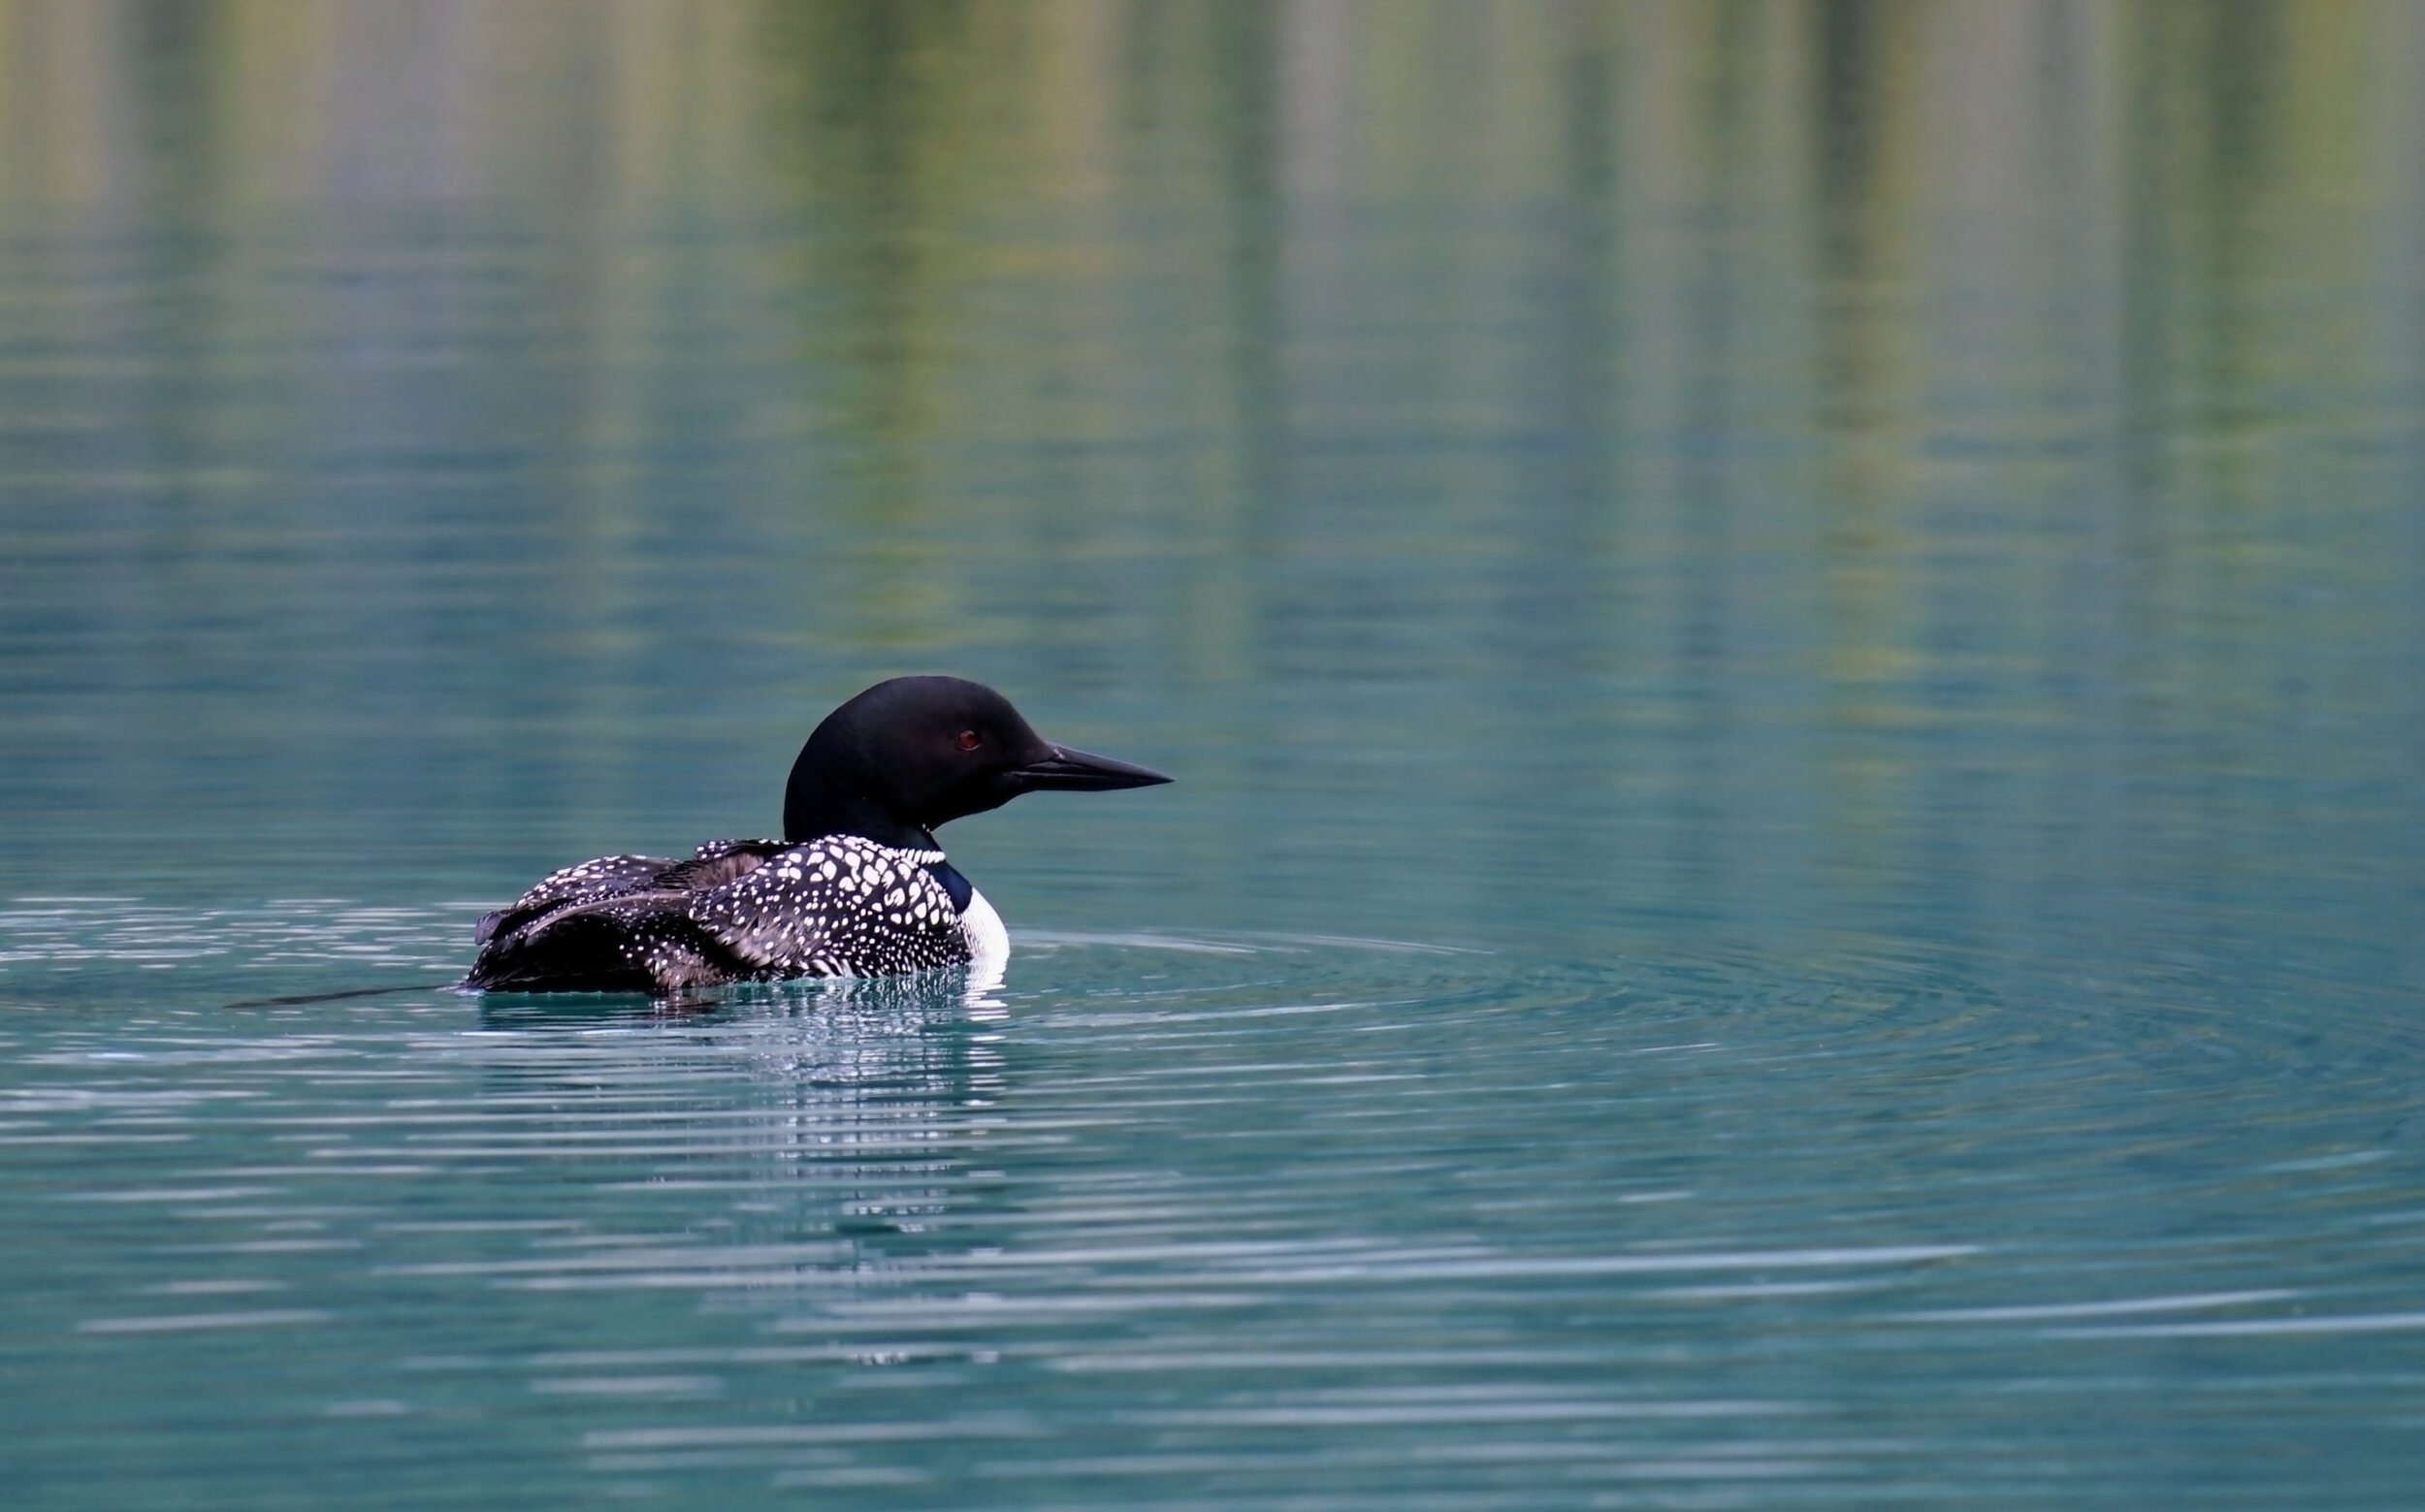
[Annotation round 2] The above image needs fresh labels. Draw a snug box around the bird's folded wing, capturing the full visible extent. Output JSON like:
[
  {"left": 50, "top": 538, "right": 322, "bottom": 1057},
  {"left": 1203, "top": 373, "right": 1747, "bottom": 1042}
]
[
  {"left": 464, "top": 890, "right": 716, "bottom": 991},
  {"left": 683, "top": 848, "right": 849, "bottom": 971},
  {"left": 686, "top": 839, "right": 970, "bottom": 976},
  {"left": 656, "top": 839, "right": 786, "bottom": 893},
  {"left": 473, "top": 853, "right": 675, "bottom": 944}
]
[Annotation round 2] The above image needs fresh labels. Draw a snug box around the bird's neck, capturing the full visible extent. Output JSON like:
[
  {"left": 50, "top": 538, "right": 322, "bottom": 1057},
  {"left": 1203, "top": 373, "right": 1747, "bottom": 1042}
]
[{"left": 782, "top": 786, "right": 938, "bottom": 853}]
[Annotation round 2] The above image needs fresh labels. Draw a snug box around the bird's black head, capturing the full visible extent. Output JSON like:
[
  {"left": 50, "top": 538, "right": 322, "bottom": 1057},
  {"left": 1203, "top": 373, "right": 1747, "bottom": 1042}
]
[{"left": 781, "top": 675, "right": 1172, "bottom": 848}]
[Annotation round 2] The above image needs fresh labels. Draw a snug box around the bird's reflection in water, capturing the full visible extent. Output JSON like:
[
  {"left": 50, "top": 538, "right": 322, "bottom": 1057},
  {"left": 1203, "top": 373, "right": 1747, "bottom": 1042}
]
[{"left": 459, "top": 965, "right": 1013, "bottom": 1304}]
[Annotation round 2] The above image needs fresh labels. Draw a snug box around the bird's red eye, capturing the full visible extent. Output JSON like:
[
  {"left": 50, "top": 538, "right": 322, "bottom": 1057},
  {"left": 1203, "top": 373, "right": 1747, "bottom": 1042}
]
[{"left": 956, "top": 729, "right": 983, "bottom": 752}]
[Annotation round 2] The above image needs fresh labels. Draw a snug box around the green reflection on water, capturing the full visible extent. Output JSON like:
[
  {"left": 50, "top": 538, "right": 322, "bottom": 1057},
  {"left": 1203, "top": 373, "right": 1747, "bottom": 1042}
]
[{"left": 0, "top": 3, "right": 2417, "bottom": 953}]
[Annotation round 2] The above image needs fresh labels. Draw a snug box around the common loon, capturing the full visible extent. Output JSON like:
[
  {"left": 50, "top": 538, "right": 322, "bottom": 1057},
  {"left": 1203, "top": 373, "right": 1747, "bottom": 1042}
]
[{"left": 464, "top": 676, "right": 1170, "bottom": 994}]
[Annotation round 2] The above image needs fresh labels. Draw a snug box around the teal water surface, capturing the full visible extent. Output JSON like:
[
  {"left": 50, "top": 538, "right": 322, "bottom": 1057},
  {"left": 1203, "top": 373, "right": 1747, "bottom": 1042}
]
[{"left": 4, "top": 3, "right": 2425, "bottom": 1507}]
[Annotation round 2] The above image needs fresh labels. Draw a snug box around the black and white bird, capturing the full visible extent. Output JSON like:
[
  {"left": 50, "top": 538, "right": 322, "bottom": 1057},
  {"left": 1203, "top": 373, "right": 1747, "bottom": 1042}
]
[{"left": 464, "top": 676, "right": 1170, "bottom": 994}]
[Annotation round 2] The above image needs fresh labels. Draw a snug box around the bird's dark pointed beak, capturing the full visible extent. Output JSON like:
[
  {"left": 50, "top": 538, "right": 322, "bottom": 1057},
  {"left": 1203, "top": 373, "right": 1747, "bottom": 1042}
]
[{"left": 1010, "top": 744, "right": 1174, "bottom": 792}]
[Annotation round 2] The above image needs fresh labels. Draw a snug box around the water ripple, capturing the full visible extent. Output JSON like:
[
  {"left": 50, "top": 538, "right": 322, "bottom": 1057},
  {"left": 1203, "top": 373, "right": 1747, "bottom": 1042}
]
[{"left": 4, "top": 904, "right": 2423, "bottom": 1504}]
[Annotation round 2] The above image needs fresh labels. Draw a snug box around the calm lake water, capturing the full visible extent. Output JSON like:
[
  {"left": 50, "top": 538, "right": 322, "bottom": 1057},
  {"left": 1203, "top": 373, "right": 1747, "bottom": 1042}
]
[{"left": 5, "top": 2, "right": 2424, "bottom": 1506}]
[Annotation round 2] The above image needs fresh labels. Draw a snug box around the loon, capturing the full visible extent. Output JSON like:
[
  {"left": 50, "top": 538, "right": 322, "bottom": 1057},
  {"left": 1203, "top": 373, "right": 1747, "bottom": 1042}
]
[{"left": 464, "top": 676, "right": 1170, "bottom": 994}]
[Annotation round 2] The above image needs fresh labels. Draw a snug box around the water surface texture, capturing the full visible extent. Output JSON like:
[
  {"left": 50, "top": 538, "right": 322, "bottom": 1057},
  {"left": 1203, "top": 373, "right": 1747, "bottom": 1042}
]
[{"left": 5, "top": 3, "right": 2425, "bottom": 1507}]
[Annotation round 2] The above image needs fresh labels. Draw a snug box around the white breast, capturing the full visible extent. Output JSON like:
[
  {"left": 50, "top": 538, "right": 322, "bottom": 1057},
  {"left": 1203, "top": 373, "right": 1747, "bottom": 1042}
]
[{"left": 958, "top": 886, "right": 1010, "bottom": 981}]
